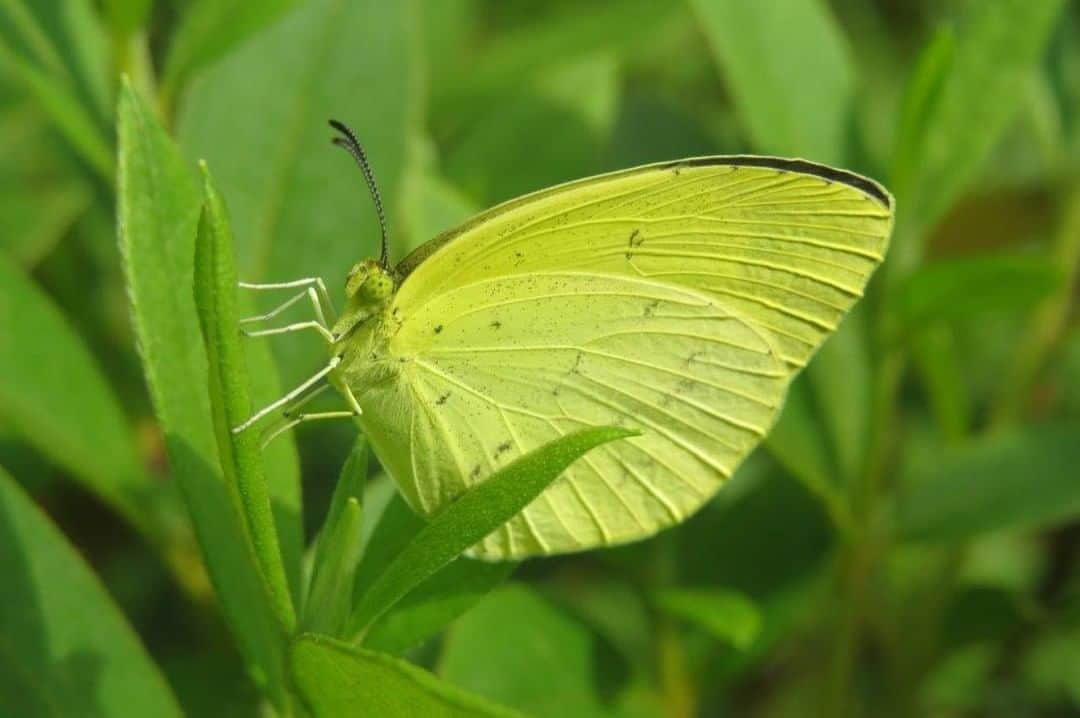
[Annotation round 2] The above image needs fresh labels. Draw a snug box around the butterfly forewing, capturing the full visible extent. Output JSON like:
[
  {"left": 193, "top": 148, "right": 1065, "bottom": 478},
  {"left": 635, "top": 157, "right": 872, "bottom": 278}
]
[{"left": 359, "top": 158, "right": 892, "bottom": 559}]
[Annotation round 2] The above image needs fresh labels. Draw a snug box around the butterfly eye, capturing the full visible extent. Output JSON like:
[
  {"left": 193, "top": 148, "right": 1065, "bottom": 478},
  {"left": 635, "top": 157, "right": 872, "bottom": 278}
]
[{"left": 344, "top": 262, "right": 369, "bottom": 297}]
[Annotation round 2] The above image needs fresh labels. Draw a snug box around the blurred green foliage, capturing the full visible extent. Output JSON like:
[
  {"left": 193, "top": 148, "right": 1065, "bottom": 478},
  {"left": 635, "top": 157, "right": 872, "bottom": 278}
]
[{"left": 1, "top": 0, "right": 1079, "bottom": 716}]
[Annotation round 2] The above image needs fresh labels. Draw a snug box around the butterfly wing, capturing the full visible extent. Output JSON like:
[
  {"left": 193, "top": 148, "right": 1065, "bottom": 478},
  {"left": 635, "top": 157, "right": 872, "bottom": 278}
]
[{"left": 363, "top": 158, "right": 893, "bottom": 559}]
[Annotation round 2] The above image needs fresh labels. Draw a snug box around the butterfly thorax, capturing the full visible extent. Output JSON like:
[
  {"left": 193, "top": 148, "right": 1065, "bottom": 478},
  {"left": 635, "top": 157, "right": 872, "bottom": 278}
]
[{"left": 330, "top": 258, "right": 401, "bottom": 388}]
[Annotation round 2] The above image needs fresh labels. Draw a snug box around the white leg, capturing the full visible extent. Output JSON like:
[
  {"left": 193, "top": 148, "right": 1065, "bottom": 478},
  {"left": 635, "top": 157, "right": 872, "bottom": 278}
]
[
  {"left": 243, "top": 320, "right": 335, "bottom": 344},
  {"left": 233, "top": 357, "right": 341, "bottom": 434},
  {"left": 239, "top": 277, "right": 337, "bottom": 324},
  {"left": 239, "top": 290, "right": 309, "bottom": 325},
  {"left": 340, "top": 381, "right": 363, "bottom": 416},
  {"left": 260, "top": 410, "right": 357, "bottom": 449},
  {"left": 282, "top": 383, "right": 330, "bottom": 418}
]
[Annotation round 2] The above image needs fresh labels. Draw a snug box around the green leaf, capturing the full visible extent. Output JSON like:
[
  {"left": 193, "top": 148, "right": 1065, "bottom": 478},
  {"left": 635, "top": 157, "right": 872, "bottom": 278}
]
[
  {"left": 691, "top": 0, "right": 854, "bottom": 163},
  {"left": 291, "top": 634, "right": 522, "bottom": 718},
  {"left": 304, "top": 436, "right": 368, "bottom": 635},
  {"left": 364, "top": 558, "right": 514, "bottom": 656},
  {"left": 652, "top": 587, "right": 761, "bottom": 650},
  {"left": 896, "top": 424, "right": 1080, "bottom": 541},
  {"left": 898, "top": 0, "right": 1066, "bottom": 232},
  {"left": 351, "top": 493, "right": 514, "bottom": 654},
  {"left": 439, "top": 584, "right": 615, "bottom": 718},
  {"left": 400, "top": 136, "right": 477, "bottom": 254},
  {"left": 194, "top": 163, "right": 296, "bottom": 631},
  {"left": 178, "top": 0, "right": 420, "bottom": 379},
  {"left": 891, "top": 24, "right": 954, "bottom": 204},
  {"left": 765, "top": 378, "right": 851, "bottom": 534},
  {"left": 0, "top": 102, "right": 90, "bottom": 265},
  {"left": 894, "top": 254, "right": 1062, "bottom": 328},
  {"left": 0, "top": 0, "right": 113, "bottom": 179},
  {"left": 0, "top": 254, "right": 156, "bottom": 539},
  {"left": 117, "top": 80, "right": 293, "bottom": 708},
  {"left": 348, "top": 426, "right": 637, "bottom": 639},
  {"left": 443, "top": 56, "right": 619, "bottom": 206},
  {"left": 432, "top": 0, "right": 673, "bottom": 125},
  {"left": 0, "top": 179, "right": 87, "bottom": 264},
  {"left": 161, "top": 0, "right": 298, "bottom": 102},
  {"left": 444, "top": 93, "right": 600, "bottom": 206},
  {"left": 102, "top": 0, "right": 153, "bottom": 38},
  {"left": 806, "top": 313, "right": 872, "bottom": 485},
  {"left": 910, "top": 325, "right": 971, "bottom": 441},
  {"left": 0, "top": 467, "right": 183, "bottom": 717}
]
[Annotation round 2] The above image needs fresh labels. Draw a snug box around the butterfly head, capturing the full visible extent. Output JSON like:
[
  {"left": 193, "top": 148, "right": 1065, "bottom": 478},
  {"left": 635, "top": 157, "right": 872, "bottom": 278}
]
[{"left": 345, "top": 258, "right": 394, "bottom": 302}]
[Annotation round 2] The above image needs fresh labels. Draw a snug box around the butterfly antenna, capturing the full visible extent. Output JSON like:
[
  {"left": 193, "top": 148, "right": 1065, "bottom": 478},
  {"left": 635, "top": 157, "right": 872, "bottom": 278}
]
[{"left": 328, "top": 119, "right": 390, "bottom": 270}]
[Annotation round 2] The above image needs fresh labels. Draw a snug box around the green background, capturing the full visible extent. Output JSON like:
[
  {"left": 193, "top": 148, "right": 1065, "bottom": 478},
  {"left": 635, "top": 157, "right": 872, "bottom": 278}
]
[{"left": 2, "top": 0, "right": 1079, "bottom": 716}]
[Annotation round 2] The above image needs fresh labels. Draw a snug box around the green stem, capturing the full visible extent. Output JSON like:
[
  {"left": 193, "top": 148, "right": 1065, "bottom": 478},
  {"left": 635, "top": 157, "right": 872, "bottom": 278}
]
[{"left": 656, "top": 615, "right": 695, "bottom": 718}]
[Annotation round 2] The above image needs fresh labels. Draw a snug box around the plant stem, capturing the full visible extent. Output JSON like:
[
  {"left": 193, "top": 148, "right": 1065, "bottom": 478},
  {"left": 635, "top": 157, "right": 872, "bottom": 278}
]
[{"left": 657, "top": 615, "right": 695, "bottom": 718}]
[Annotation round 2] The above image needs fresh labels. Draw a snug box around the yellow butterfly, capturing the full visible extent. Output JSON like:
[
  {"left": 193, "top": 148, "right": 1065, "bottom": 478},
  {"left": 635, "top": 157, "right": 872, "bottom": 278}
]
[{"left": 236, "top": 120, "right": 893, "bottom": 560}]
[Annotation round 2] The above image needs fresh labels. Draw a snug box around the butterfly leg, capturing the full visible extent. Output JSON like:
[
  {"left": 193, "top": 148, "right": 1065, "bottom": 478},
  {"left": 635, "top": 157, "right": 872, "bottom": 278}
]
[
  {"left": 242, "top": 320, "right": 335, "bottom": 344},
  {"left": 232, "top": 357, "right": 342, "bottom": 434},
  {"left": 239, "top": 289, "right": 311, "bottom": 326},
  {"left": 336, "top": 379, "right": 364, "bottom": 416},
  {"left": 281, "top": 383, "right": 330, "bottom": 418},
  {"left": 260, "top": 410, "right": 357, "bottom": 449},
  {"left": 239, "top": 278, "right": 337, "bottom": 326}
]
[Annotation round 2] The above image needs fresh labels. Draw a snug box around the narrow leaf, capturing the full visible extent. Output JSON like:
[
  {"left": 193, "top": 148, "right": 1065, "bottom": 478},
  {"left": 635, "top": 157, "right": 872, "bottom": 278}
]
[
  {"left": 194, "top": 162, "right": 296, "bottom": 631},
  {"left": 891, "top": 24, "right": 954, "bottom": 202},
  {"left": 0, "top": 468, "right": 183, "bottom": 717},
  {"left": 351, "top": 493, "right": 516, "bottom": 654},
  {"left": 900, "top": 0, "right": 1066, "bottom": 231},
  {"left": 305, "top": 436, "right": 368, "bottom": 635},
  {"left": 896, "top": 424, "right": 1080, "bottom": 541},
  {"left": 432, "top": 0, "right": 672, "bottom": 124},
  {"left": 291, "top": 634, "right": 522, "bottom": 718},
  {"left": 0, "top": 254, "right": 155, "bottom": 538},
  {"left": 161, "top": 0, "right": 298, "bottom": 102},
  {"left": 806, "top": 314, "right": 872, "bottom": 485},
  {"left": 0, "top": 102, "right": 90, "bottom": 265},
  {"left": 348, "top": 426, "right": 637, "bottom": 639},
  {"left": 117, "top": 80, "right": 291, "bottom": 707},
  {"left": 0, "top": 0, "right": 113, "bottom": 179},
  {"left": 692, "top": 0, "right": 854, "bottom": 163},
  {"left": 364, "top": 558, "right": 514, "bottom": 656}
]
